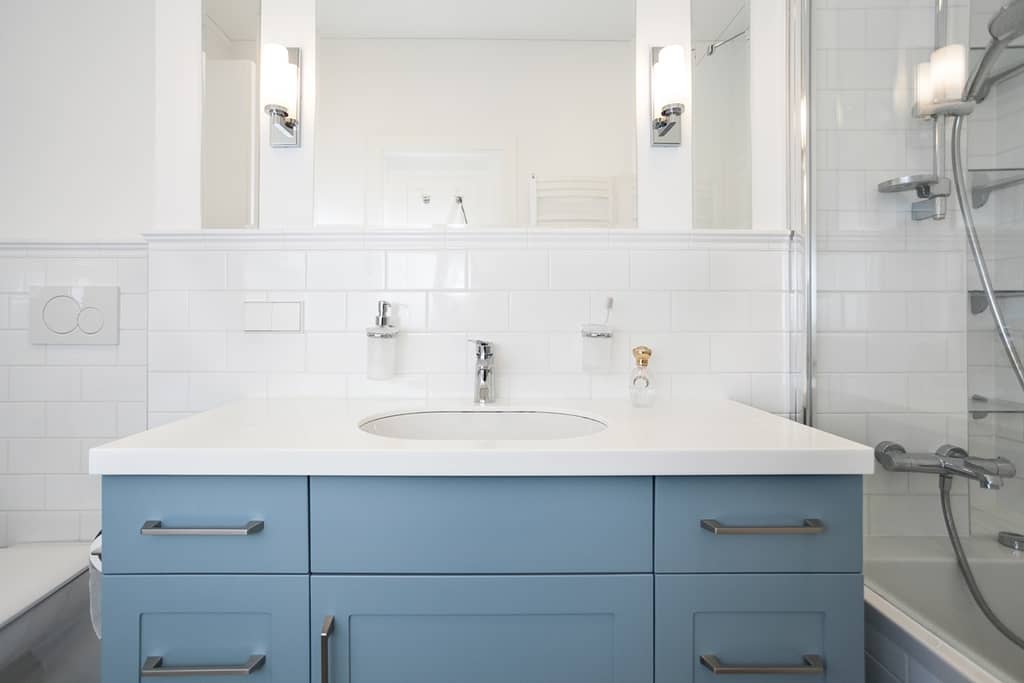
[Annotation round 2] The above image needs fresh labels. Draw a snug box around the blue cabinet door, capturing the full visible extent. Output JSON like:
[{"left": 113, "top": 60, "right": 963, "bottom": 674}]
[
  {"left": 311, "top": 575, "right": 653, "bottom": 683},
  {"left": 103, "top": 575, "right": 309, "bottom": 683},
  {"left": 656, "top": 573, "right": 864, "bottom": 683}
]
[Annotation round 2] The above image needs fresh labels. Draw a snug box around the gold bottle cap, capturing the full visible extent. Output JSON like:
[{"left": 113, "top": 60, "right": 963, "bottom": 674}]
[{"left": 632, "top": 345, "right": 652, "bottom": 368}]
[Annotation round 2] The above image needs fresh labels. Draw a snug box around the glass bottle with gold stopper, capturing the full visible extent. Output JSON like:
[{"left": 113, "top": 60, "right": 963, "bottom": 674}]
[{"left": 630, "top": 345, "right": 654, "bottom": 407}]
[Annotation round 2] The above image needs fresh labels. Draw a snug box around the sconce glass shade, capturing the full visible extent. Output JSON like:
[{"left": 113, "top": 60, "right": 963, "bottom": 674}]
[
  {"left": 653, "top": 44, "right": 687, "bottom": 112},
  {"left": 930, "top": 44, "right": 967, "bottom": 102},
  {"left": 915, "top": 61, "right": 935, "bottom": 111},
  {"left": 263, "top": 43, "right": 297, "bottom": 112}
]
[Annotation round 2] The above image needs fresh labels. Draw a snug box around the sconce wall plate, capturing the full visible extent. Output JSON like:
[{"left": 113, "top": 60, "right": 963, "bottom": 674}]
[
  {"left": 651, "top": 46, "right": 685, "bottom": 146},
  {"left": 265, "top": 46, "right": 302, "bottom": 148}
]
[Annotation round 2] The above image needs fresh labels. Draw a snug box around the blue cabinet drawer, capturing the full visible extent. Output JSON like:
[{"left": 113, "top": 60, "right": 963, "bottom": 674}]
[
  {"left": 311, "top": 574, "right": 653, "bottom": 683},
  {"left": 102, "top": 476, "right": 309, "bottom": 574},
  {"left": 102, "top": 574, "right": 309, "bottom": 683},
  {"left": 310, "top": 477, "right": 652, "bottom": 573},
  {"left": 655, "top": 476, "right": 862, "bottom": 573},
  {"left": 656, "top": 573, "right": 864, "bottom": 683}
]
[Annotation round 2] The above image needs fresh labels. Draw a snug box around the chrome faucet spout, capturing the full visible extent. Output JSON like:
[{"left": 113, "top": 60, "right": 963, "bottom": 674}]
[{"left": 469, "top": 339, "right": 496, "bottom": 404}]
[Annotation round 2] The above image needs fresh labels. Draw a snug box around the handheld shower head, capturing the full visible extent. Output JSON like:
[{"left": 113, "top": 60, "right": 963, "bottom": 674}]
[
  {"left": 989, "top": 0, "right": 1024, "bottom": 43},
  {"left": 967, "top": 0, "right": 1024, "bottom": 102}
]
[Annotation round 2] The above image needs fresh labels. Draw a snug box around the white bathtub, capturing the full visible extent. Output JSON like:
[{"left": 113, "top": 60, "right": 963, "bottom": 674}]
[{"left": 865, "top": 537, "right": 1024, "bottom": 683}]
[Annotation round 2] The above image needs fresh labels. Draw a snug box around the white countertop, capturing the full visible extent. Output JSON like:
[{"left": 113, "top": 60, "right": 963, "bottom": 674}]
[{"left": 89, "top": 399, "right": 872, "bottom": 476}]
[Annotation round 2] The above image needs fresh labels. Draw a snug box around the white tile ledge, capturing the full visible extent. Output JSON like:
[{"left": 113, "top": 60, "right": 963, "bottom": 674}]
[
  {"left": 0, "top": 241, "right": 146, "bottom": 256},
  {"left": 143, "top": 228, "right": 795, "bottom": 251}
]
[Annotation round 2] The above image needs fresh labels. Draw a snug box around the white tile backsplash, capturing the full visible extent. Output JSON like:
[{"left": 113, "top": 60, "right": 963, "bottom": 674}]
[{"left": 142, "top": 237, "right": 798, "bottom": 431}]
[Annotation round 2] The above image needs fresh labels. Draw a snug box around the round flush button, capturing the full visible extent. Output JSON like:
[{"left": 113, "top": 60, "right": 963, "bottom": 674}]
[
  {"left": 42, "top": 295, "right": 80, "bottom": 334},
  {"left": 77, "top": 306, "right": 104, "bottom": 335}
]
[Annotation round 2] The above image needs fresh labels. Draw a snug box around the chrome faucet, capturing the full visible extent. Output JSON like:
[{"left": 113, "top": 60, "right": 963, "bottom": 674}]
[
  {"left": 875, "top": 441, "right": 1016, "bottom": 490},
  {"left": 469, "top": 339, "right": 495, "bottom": 404}
]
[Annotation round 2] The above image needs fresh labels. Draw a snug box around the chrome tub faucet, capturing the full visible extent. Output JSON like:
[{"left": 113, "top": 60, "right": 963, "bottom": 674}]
[{"left": 875, "top": 441, "right": 1016, "bottom": 490}]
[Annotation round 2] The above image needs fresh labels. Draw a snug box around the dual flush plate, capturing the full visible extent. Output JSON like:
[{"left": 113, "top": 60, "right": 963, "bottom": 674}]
[{"left": 29, "top": 286, "right": 120, "bottom": 345}]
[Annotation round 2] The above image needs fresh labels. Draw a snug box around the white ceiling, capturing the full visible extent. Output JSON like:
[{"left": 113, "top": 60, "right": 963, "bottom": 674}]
[
  {"left": 204, "top": 0, "right": 260, "bottom": 42},
  {"left": 317, "top": 0, "right": 635, "bottom": 41}
]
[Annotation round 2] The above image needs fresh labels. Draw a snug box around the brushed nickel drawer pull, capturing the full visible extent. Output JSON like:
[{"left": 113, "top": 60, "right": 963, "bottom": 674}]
[
  {"left": 140, "top": 520, "right": 265, "bottom": 536},
  {"left": 141, "top": 654, "right": 265, "bottom": 677},
  {"left": 321, "top": 616, "right": 335, "bottom": 683},
  {"left": 699, "top": 518, "right": 825, "bottom": 535},
  {"left": 700, "top": 654, "right": 825, "bottom": 675}
]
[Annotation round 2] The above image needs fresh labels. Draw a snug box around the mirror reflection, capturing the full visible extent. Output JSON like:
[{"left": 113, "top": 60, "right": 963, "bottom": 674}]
[
  {"left": 202, "top": 0, "right": 260, "bottom": 228},
  {"left": 314, "top": 0, "right": 637, "bottom": 228},
  {"left": 691, "top": 0, "right": 751, "bottom": 230}
]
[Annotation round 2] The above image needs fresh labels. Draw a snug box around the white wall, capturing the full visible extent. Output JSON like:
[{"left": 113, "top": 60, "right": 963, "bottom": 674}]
[
  {"left": 314, "top": 38, "right": 636, "bottom": 228},
  {"left": 0, "top": 0, "right": 155, "bottom": 242}
]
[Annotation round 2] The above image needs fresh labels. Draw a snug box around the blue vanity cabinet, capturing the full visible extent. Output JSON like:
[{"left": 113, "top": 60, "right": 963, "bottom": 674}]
[
  {"left": 656, "top": 573, "right": 864, "bottom": 683},
  {"left": 102, "top": 574, "right": 309, "bottom": 682},
  {"left": 310, "top": 574, "right": 654, "bottom": 683},
  {"left": 99, "top": 473, "right": 865, "bottom": 683}
]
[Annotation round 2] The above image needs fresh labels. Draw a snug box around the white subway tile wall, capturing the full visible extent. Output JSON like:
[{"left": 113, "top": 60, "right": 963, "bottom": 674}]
[
  {"left": 146, "top": 236, "right": 796, "bottom": 428},
  {"left": 0, "top": 246, "right": 147, "bottom": 545},
  {"left": 813, "top": 0, "right": 975, "bottom": 536}
]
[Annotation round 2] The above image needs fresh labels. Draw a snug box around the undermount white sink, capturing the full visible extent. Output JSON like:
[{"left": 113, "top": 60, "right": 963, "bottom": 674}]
[{"left": 359, "top": 409, "right": 607, "bottom": 441}]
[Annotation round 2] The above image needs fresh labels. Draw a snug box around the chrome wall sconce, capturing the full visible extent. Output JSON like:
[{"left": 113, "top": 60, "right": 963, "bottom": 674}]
[
  {"left": 650, "top": 45, "right": 687, "bottom": 146},
  {"left": 262, "top": 44, "right": 302, "bottom": 148}
]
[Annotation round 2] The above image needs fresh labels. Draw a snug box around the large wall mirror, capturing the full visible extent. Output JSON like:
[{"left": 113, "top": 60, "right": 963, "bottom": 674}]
[
  {"left": 202, "top": 0, "right": 260, "bottom": 228},
  {"left": 313, "top": 0, "right": 638, "bottom": 229}
]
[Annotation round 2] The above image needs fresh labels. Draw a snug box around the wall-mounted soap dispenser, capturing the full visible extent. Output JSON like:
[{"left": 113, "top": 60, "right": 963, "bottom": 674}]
[
  {"left": 366, "top": 300, "right": 399, "bottom": 380},
  {"left": 630, "top": 345, "right": 654, "bottom": 407}
]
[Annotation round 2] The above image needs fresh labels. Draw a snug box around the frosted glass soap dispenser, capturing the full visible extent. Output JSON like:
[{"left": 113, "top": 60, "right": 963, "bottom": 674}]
[
  {"left": 366, "top": 300, "right": 399, "bottom": 380},
  {"left": 630, "top": 345, "right": 654, "bottom": 407}
]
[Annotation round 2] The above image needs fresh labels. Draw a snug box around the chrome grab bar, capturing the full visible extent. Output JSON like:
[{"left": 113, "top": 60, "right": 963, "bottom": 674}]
[
  {"left": 700, "top": 519, "right": 825, "bottom": 535},
  {"left": 140, "top": 520, "right": 265, "bottom": 536},
  {"left": 141, "top": 654, "right": 265, "bottom": 677},
  {"left": 700, "top": 654, "right": 825, "bottom": 675},
  {"left": 320, "top": 616, "right": 335, "bottom": 683}
]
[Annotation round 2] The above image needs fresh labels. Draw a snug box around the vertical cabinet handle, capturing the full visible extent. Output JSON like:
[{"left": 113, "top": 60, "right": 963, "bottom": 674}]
[
  {"left": 141, "top": 654, "right": 265, "bottom": 677},
  {"left": 140, "top": 520, "right": 265, "bottom": 536},
  {"left": 321, "top": 616, "right": 335, "bottom": 683},
  {"left": 699, "top": 518, "right": 825, "bottom": 535},
  {"left": 700, "top": 654, "right": 825, "bottom": 675}
]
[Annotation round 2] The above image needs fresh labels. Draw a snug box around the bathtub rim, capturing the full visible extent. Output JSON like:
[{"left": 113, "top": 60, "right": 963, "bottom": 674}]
[{"left": 865, "top": 584, "right": 1007, "bottom": 683}]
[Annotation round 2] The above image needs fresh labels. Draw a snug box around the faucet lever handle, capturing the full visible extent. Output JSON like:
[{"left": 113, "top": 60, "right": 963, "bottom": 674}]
[
  {"left": 469, "top": 339, "right": 494, "bottom": 359},
  {"left": 935, "top": 444, "right": 969, "bottom": 459}
]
